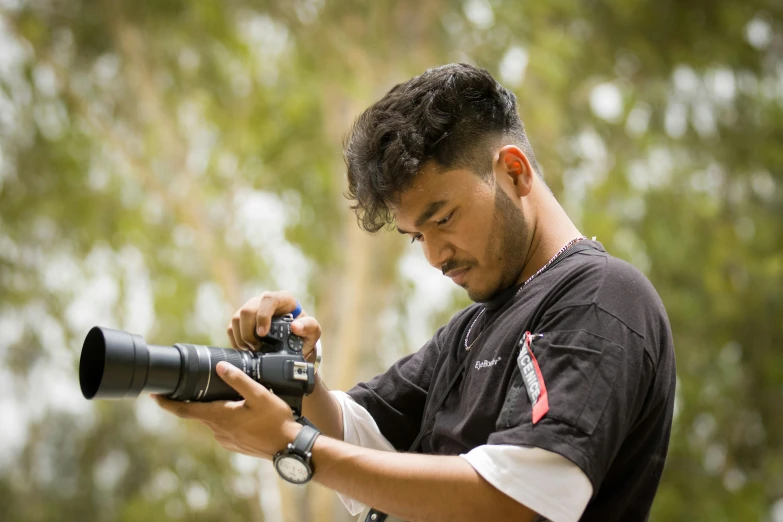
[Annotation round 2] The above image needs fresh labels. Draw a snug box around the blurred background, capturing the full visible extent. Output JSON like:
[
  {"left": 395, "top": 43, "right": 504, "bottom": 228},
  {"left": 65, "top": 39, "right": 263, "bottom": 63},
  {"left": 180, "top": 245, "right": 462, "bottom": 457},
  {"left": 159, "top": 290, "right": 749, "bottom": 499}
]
[{"left": 0, "top": 0, "right": 781, "bottom": 521}]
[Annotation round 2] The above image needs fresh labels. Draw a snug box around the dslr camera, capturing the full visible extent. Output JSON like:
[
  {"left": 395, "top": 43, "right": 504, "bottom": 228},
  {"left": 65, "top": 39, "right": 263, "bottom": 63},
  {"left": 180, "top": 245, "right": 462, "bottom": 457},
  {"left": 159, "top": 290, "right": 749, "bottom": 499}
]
[{"left": 79, "top": 314, "right": 317, "bottom": 418}]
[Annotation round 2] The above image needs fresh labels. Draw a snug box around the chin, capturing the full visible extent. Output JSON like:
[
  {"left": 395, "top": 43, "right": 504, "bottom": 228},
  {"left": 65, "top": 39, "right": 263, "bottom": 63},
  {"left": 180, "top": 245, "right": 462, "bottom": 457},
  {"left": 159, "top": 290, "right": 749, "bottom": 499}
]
[
  {"left": 466, "top": 275, "right": 517, "bottom": 303},
  {"left": 462, "top": 273, "right": 493, "bottom": 302},
  {"left": 466, "top": 285, "right": 496, "bottom": 303}
]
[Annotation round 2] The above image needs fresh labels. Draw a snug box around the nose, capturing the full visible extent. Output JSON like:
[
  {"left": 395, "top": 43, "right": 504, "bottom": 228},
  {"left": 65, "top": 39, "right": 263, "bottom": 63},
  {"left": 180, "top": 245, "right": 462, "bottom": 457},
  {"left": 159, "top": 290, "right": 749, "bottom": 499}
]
[{"left": 422, "top": 235, "right": 454, "bottom": 270}]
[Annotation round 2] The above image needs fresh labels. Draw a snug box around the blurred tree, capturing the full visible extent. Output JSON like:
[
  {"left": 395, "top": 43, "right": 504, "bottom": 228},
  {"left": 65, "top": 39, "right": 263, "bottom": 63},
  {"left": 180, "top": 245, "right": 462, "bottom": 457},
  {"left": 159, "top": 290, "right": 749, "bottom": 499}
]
[{"left": 0, "top": 0, "right": 781, "bottom": 521}]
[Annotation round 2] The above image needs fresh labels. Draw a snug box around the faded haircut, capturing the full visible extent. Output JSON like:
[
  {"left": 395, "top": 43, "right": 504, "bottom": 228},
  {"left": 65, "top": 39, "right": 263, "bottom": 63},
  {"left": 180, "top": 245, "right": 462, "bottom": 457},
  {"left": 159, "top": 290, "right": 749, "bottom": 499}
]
[{"left": 344, "top": 63, "right": 541, "bottom": 233}]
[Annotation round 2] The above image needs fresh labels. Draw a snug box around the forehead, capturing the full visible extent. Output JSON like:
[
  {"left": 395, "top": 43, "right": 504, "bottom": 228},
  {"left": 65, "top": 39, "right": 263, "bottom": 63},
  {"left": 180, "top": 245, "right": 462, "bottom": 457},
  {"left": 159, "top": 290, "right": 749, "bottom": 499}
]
[{"left": 392, "top": 162, "right": 490, "bottom": 224}]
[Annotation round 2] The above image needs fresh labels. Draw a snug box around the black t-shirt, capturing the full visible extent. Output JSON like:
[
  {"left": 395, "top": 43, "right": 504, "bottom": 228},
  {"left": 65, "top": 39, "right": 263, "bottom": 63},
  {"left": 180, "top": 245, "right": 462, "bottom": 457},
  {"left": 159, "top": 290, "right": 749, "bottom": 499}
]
[{"left": 348, "top": 241, "right": 676, "bottom": 521}]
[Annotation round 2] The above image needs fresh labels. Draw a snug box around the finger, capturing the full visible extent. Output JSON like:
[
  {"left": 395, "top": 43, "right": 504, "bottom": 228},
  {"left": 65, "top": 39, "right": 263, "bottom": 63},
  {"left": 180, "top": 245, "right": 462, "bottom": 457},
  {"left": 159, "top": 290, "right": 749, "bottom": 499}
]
[
  {"left": 238, "top": 297, "right": 262, "bottom": 349},
  {"left": 217, "top": 362, "right": 270, "bottom": 406},
  {"left": 152, "top": 394, "right": 228, "bottom": 420},
  {"left": 230, "top": 313, "right": 250, "bottom": 350},
  {"left": 227, "top": 321, "right": 240, "bottom": 349},
  {"left": 254, "top": 291, "right": 301, "bottom": 337},
  {"left": 291, "top": 316, "right": 321, "bottom": 358}
]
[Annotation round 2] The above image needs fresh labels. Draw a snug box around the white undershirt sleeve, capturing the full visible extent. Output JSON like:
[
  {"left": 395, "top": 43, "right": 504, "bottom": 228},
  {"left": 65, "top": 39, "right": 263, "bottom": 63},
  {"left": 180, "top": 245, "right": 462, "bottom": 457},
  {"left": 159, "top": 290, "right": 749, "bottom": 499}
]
[
  {"left": 330, "top": 391, "right": 593, "bottom": 522},
  {"left": 331, "top": 390, "right": 396, "bottom": 516},
  {"left": 460, "top": 445, "right": 593, "bottom": 522}
]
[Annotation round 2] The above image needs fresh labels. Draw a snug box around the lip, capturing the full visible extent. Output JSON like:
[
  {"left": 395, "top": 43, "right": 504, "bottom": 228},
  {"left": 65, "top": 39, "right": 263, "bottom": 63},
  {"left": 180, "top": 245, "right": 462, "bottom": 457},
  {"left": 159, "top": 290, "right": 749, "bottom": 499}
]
[{"left": 447, "top": 267, "right": 470, "bottom": 285}]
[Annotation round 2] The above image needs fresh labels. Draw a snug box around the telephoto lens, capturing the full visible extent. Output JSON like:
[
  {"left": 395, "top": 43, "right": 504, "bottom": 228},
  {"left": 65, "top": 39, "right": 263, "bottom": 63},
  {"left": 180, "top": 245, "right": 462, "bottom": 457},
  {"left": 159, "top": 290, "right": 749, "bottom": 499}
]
[{"left": 79, "top": 320, "right": 315, "bottom": 406}]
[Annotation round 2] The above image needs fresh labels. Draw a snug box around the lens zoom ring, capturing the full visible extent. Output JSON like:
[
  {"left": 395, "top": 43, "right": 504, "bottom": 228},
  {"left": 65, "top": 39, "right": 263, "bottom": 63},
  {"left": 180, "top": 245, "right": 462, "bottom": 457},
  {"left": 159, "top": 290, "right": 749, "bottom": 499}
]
[{"left": 201, "top": 348, "right": 254, "bottom": 401}]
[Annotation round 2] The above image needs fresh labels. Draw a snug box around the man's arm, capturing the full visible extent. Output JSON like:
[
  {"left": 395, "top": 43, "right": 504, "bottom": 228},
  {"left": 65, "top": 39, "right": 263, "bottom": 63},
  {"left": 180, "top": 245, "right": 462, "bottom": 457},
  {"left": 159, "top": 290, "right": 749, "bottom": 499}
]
[
  {"left": 302, "top": 375, "right": 344, "bottom": 440},
  {"left": 155, "top": 362, "right": 538, "bottom": 522},
  {"left": 311, "top": 436, "right": 538, "bottom": 522},
  {"left": 330, "top": 394, "right": 591, "bottom": 521}
]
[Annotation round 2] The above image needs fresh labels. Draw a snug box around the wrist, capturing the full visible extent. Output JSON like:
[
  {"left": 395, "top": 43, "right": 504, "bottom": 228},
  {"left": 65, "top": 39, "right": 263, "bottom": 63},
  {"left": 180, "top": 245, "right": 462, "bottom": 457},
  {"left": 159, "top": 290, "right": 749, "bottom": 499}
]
[
  {"left": 281, "top": 420, "right": 302, "bottom": 447},
  {"left": 274, "top": 422, "right": 321, "bottom": 484}
]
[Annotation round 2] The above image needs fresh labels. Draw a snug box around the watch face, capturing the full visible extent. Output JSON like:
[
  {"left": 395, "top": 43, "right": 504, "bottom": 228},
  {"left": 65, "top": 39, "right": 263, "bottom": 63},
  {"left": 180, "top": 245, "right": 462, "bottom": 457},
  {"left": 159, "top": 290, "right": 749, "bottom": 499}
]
[{"left": 275, "top": 455, "right": 311, "bottom": 484}]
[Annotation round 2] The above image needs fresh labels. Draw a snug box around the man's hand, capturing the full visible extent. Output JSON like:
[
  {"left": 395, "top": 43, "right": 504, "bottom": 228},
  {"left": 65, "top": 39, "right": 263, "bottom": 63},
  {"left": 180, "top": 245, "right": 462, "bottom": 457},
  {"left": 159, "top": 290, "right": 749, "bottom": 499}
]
[
  {"left": 227, "top": 290, "right": 321, "bottom": 364},
  {"left": 226, "top": 290, "right": 342, "bottom": 441},
  {"left": 153, "top": 362, "right": 301, "bottom": 458}
]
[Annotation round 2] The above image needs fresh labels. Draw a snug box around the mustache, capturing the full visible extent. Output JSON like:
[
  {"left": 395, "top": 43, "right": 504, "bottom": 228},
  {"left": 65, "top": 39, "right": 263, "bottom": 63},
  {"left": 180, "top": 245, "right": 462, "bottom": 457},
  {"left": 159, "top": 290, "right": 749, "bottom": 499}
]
[{"left": 441, "top": 260, "right": 474, "bottom": 275}]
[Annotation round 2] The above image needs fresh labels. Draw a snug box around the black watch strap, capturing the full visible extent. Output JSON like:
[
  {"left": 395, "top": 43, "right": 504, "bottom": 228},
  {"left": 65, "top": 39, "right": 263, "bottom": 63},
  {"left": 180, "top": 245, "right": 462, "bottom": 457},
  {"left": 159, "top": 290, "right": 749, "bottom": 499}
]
[{"left": 292, "top": 424, "right": 320, "bottom": 457}]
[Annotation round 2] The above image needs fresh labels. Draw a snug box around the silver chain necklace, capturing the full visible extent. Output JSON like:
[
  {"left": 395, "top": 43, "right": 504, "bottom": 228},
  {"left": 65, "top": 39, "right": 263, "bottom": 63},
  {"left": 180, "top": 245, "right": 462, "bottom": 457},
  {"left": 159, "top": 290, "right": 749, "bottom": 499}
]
[{"left": 463, "top": 236, "right": 587, "bottom": 350}]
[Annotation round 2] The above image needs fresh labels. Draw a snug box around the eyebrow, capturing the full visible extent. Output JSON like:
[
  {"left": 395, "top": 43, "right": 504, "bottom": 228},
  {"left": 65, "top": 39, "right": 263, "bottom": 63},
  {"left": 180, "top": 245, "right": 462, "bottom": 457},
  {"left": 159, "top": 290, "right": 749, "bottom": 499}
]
[{"left": 396, "top": 199, "right": 448, "bottom": 235}]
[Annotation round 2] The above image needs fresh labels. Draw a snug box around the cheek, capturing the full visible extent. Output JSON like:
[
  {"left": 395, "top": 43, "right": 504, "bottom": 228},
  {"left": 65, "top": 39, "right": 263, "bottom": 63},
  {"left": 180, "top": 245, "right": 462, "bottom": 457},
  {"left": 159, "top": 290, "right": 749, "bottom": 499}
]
[
  {"left": 450, "top": 198, "right": 496, "bottom": 263},
  {"left": 453, "top": 223, "right": 489, "bottom": 264}
]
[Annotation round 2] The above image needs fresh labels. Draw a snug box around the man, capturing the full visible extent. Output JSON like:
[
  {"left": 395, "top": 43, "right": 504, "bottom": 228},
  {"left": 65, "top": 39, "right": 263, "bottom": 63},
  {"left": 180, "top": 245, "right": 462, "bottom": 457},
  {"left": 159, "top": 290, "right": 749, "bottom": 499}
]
[{"left": 155, "top": 64, "right": 676, "bottom": 522}]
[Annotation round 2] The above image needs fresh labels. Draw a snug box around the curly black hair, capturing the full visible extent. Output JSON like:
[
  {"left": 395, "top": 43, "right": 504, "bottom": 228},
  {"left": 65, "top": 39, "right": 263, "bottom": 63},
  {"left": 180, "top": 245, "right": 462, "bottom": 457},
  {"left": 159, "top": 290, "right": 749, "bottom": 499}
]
[{"left": 344, "top": 63, "right": 540, "bottom": 233}]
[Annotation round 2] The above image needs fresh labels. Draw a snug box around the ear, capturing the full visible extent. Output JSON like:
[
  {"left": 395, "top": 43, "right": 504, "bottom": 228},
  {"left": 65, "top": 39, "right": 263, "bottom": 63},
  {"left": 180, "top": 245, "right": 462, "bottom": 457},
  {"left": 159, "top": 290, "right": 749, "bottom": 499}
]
[{"left": 495, "top": 145, "right": 535, "bottom": 198}]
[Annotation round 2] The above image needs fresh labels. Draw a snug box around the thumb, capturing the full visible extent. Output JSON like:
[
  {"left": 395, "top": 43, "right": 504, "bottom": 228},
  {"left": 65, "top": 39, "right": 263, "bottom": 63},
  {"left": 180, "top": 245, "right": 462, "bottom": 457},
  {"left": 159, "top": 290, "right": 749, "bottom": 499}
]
[
  {"left": 216, "top": 362, "right": 269, "bottom": 404},
  {"left": 290, "top": 316, "right": 321, "bottom": 359}
]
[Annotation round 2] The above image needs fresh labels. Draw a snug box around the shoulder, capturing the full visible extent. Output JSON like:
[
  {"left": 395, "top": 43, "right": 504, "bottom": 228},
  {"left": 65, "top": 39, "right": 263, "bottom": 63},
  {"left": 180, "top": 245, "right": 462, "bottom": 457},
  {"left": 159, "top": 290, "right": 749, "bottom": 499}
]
[
  {"left": 544, "top": 245, "right": 665, "bottom": 319},
  {"left": 594, "top": 254, "right": 668, "bottom": 330},
  {"left": 536, "top": 245, "right": 672, "bottom": 362}
]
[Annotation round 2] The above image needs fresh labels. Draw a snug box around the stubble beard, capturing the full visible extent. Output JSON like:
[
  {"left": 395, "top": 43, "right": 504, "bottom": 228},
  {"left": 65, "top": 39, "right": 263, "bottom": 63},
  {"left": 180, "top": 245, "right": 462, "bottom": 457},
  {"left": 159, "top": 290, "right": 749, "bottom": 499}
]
[{"left": 467, "top": 185, "right": 529, "bottom": 303}]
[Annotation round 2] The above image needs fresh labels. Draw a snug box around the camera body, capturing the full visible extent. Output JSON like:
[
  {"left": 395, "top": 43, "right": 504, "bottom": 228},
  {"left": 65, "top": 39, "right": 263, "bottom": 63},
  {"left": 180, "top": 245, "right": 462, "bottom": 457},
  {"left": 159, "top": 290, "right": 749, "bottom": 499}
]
[{"left": 79, "top": 315, "right": 316, "bottom": 418}]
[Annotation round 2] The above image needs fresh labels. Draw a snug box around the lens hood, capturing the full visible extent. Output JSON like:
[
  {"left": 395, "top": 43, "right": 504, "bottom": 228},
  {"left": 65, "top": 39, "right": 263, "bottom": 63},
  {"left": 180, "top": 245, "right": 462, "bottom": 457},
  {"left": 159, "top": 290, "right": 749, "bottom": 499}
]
[{"left": 80, "top": 326, "right": 150, "bottom": 399}]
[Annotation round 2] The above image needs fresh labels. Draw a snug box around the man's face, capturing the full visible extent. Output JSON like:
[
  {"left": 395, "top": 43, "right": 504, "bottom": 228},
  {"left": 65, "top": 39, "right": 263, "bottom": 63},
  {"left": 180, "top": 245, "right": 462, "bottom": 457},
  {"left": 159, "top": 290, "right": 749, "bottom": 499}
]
[{"left": 394, "top": 162, "right": 531, "bottom": 302}]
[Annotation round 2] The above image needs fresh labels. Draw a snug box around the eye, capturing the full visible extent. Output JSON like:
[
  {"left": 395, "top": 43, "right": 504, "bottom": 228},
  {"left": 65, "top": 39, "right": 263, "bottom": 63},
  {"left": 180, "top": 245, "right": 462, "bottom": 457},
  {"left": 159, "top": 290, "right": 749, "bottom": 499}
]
[
  {"left": 410, "top": 234, "right": 423, "bottom": 244},
  {"left": 437, "top": 211, "right": 454, "bottom": 226}
]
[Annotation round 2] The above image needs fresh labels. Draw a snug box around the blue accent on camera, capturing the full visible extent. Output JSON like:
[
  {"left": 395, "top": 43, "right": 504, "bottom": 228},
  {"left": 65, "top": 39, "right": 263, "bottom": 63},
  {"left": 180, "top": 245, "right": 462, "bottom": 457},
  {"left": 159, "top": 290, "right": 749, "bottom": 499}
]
[{"left": 292, "top": 301, "right": 303, "bottom": 318}]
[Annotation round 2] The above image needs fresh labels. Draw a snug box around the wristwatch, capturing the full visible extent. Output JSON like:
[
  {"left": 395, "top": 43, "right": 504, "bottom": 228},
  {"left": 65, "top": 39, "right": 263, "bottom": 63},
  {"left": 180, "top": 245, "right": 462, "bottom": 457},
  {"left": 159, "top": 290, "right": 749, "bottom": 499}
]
[{"left": 273, "top": 424, "right": 320, "bottom": 484}]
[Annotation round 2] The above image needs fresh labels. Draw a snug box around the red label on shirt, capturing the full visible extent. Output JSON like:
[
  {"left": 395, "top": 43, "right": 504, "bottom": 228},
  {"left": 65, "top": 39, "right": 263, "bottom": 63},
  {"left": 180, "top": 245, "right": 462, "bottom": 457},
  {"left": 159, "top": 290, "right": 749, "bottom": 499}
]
[{"left": 517, "top": 331, "right": 550, "bottom": 424}]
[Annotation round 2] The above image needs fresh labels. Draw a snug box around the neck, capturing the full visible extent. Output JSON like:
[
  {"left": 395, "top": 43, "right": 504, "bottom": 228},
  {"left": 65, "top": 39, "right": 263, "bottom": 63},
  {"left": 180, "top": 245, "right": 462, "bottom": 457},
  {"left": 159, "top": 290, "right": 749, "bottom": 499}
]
[{"left": 515, "top": 191, "right": 582, "bottom": 286}]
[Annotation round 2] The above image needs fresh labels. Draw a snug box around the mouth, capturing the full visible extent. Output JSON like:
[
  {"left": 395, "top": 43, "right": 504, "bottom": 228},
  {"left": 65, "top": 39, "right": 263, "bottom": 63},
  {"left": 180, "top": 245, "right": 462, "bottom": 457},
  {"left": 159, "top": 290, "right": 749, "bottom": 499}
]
[{"left": 446, "top": 267, "right": 470, "bottom": 285}]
